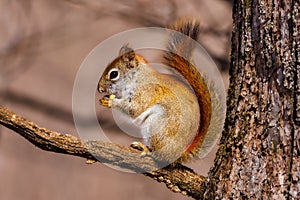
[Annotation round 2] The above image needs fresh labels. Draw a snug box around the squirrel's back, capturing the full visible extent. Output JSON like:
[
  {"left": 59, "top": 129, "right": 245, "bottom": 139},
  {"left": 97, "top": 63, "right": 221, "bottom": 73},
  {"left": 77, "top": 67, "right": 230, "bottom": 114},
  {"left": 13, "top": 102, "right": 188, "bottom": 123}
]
[{"left": 164, "top": 19, "right": 225, "bottom": 161}]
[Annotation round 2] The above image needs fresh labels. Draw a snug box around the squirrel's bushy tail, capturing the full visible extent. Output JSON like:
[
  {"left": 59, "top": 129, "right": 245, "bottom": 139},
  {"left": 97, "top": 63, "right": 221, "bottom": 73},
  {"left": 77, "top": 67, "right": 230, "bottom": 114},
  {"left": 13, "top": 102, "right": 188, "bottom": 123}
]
[
  {"left": 163, "top": 19, "right": 224, "bottom": 161},
  {"left": 165, "top": 19, "right": 200, "bottom": 61}
]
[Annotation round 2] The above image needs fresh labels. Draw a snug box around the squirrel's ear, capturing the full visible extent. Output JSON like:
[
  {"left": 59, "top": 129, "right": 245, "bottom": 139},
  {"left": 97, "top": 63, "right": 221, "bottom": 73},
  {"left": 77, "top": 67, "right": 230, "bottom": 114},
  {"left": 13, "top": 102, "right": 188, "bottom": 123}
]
[
  {"left": 119, "top": 44, "right": 134, "bottom": 55},
  {"left": 119, "top": 44, "right": 135, "bottom": 61}
]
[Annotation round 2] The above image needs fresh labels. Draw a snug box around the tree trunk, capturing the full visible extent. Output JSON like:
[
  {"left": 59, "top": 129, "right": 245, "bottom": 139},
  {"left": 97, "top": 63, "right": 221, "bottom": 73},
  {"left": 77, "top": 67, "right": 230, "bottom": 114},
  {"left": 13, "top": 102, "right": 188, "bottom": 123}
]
[{"left": 208, "top": 0, "right": 299, "bottom": 199}]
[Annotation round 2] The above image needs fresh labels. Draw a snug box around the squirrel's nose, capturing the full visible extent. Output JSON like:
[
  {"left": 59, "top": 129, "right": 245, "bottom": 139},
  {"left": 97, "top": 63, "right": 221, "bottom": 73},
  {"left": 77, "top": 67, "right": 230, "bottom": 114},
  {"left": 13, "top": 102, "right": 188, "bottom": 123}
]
[{"left": 98, "top": 85, "right": 105, "bottom": 93}]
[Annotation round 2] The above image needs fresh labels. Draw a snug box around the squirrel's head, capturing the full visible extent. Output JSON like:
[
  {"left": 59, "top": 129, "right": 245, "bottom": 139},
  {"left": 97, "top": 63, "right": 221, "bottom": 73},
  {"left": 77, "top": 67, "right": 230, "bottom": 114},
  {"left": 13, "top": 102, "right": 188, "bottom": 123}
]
[{"left": 98, "top": 45, "right": 148, "bottom": 96}]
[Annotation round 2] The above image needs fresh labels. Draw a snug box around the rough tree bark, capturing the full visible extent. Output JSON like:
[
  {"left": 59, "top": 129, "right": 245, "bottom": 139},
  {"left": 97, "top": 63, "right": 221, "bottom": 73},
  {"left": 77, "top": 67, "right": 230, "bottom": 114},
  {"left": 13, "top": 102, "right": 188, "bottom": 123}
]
[
  {"left": 0, "top": 0, "right": 299, "bottom": 200},
  {"left": 208, "top": 0, "right": 299, "bottom": 199}
]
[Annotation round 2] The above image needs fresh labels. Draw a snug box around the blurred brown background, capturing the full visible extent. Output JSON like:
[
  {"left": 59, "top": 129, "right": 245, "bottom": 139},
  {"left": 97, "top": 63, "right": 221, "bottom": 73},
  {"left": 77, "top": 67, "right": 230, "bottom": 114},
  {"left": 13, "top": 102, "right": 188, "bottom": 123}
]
[{"left": 0, "top": 1, "right": 232, "bottom": 199}]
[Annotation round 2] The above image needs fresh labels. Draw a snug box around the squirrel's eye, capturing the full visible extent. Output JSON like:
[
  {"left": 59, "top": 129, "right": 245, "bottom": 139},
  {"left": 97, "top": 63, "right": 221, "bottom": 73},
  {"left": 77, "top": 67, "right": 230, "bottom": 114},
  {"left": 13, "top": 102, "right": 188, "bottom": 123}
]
[{"left": 108, "top": 69, "right": 120, "bottom": 81}]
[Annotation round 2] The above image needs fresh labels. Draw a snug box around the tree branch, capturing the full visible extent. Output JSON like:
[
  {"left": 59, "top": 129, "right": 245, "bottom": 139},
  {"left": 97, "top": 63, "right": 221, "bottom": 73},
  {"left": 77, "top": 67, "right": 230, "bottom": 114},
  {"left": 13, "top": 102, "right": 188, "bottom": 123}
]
[{"left": 0, "top": 106, "right": 207, "bottom": 199}]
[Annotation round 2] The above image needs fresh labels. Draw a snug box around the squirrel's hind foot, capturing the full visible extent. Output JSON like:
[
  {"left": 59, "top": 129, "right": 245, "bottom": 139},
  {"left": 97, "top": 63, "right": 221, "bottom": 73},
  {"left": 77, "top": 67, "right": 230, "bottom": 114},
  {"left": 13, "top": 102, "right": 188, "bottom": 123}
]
[{"left": 130, "top": 141, "right": 151, "bottom": 156}]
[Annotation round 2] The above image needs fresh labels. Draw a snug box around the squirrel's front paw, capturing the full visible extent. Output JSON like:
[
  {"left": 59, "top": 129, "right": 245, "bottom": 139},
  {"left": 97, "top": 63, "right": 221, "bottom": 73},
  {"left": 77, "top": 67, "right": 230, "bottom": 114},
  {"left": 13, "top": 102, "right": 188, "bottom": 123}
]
[
  {"left": 130, "top": 142, "right": 151, "bottom": 156},
  {"left": 99, "top": 94, "right": 115, "bottom": 108}
]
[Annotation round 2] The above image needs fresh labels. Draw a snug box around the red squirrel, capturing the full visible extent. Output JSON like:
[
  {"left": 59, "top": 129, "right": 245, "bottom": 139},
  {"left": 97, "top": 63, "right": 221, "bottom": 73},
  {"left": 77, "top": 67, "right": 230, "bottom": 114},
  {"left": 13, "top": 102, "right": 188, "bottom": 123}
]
[{"left": 98, "top": 19, "right": 225, "bottom": 163}]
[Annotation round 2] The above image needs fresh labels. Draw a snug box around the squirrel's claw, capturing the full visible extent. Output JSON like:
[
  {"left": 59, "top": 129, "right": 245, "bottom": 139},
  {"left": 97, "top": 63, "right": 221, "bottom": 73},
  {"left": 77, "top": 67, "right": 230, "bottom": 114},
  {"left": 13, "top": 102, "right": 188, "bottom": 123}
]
[
  {"left": 99, "top": 94, "right": 115, "bottom": 108},
  {"left": 99, "top": 98, "right": 111, "bottom": 108},
  {"left": 130, "top": 141, "right": 151, "bottom": 156}
]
